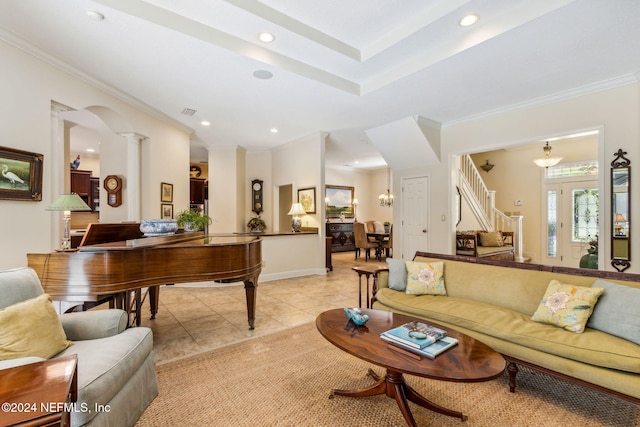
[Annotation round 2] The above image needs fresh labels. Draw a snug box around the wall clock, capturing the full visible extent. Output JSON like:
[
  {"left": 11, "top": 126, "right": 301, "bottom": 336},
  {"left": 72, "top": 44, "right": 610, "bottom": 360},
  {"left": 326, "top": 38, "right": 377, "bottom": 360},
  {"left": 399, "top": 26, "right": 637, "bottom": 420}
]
[
  {"left": 103, "top": 175, "right": 122, "bottom": 207},
  {"left": 252, "top": 179, "right": 263, "bottom": 214}
]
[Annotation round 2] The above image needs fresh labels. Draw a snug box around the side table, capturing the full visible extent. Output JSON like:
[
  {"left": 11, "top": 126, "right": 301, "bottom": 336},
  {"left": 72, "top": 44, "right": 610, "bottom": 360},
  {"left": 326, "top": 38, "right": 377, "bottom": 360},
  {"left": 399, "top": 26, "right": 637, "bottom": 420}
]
[
  {"left": 352, "top": 266, "right": 378, "bottom": 308},
  {"left": 0, "top": 355, "right": 78, "bottom": 427}
]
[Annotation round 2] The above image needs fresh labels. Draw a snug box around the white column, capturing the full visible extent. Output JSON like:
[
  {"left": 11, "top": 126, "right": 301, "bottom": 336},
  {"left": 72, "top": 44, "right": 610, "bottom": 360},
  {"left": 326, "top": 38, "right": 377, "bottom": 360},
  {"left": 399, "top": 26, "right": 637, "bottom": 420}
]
[
  {"left": 511, "top": 215, "right": 524, "bottom": 262},
  {"left": 50, "top": 102, "right": 73, "bottom": 250},
  {"left": 119, "top": 133, "right": 146, "bottom": 222}
]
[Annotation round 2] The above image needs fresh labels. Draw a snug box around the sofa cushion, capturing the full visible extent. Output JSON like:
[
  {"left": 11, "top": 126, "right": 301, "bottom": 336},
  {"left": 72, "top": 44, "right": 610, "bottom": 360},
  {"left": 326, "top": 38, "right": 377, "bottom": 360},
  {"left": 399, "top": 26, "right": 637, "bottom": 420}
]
[
  {"left": 55, "top": 327, "right": 154, "bottom": 426},
  {"left": 0, "top": 294, "right": 72, "bottom": 360},
  {"left": 387, "top": 258, "right": 407, "bottom": 291},
  {"left": 587, "top": 279, "right": 640, "bottom": 345},
  {"left": 479, "top": 231, "right": 503, "bottom": 246},
  {"left": 374, "top": 287, "right": 640, "bottom": 373},
  {"left": 405, "top": 261, "right": 446, "bottom": 296},
  {"left": 531, "top": 280, "right": 604, "bottom": 333}
]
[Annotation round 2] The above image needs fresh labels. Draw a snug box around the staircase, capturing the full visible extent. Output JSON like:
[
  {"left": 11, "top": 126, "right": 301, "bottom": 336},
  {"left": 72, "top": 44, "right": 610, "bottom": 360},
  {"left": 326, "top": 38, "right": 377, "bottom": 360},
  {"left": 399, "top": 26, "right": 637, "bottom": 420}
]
[{"left": 458, "top": 155, "right": 525, "bottom": 262}]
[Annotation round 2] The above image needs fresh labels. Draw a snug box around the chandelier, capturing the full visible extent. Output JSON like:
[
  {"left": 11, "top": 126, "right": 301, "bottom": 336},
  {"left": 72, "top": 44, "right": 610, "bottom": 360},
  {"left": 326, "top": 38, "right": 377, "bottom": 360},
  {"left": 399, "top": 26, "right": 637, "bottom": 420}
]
[
  {"left": 533, "top": 142, "right": 563, "bottom": 168},
  {"left": 378, "top": 167, "right": 394, "bottom": 207}
]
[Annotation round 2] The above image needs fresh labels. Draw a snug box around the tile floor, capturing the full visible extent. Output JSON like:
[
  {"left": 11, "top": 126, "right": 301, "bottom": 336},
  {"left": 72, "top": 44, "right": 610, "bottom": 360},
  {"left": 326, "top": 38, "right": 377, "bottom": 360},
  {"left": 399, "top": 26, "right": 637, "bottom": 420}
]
[{"left": 141, "top": 251, "right": 388, "bottom": 364}]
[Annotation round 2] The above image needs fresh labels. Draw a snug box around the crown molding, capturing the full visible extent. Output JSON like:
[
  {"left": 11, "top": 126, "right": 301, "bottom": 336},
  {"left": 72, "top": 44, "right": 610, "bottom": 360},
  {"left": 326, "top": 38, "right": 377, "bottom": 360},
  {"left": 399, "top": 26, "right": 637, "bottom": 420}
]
[
  {"left": 444, "top": 74, "right": 639, "bottom": 128},
  {"left": 0, "top": 28, "right": 194, "bottom": 135}
]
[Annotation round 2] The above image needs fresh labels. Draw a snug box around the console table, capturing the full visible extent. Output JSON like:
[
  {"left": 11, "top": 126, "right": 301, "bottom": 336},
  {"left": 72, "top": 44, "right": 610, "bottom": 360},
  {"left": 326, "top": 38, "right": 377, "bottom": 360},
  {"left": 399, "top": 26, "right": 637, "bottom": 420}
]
[{"left": 326, "top": 222, "right": 355, "bottom": 252}]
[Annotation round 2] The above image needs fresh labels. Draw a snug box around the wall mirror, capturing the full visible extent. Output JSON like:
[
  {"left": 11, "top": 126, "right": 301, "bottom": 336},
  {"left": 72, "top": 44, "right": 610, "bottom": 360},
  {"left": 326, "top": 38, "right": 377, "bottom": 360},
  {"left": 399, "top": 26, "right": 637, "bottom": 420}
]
[{"left": 611, "top": 149, "right": 630, "bottom": 272}]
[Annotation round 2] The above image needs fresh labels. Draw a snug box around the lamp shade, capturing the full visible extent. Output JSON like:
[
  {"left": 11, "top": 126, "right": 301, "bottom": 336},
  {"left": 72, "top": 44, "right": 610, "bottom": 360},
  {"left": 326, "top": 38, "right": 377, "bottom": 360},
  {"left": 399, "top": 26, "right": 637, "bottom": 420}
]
[
  {"left": 615, "top": 213, "right": 627, "bottom": 222},
  {"left": 287, "top": 203, "right": 306, "bottom": 216},
  {"left": 46, "top": 194, "right": 91, "bottom": 211}
]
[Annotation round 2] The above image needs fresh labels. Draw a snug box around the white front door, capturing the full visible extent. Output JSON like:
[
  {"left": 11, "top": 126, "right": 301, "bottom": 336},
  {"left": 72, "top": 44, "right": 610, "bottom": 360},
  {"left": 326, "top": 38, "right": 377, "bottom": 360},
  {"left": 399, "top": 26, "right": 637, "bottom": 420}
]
[
  {"left": 401, "top": 176, "right": 429, "bottom": 259},
  {"left": 543, "top": 179, "right": 598, "bottom": 267}
]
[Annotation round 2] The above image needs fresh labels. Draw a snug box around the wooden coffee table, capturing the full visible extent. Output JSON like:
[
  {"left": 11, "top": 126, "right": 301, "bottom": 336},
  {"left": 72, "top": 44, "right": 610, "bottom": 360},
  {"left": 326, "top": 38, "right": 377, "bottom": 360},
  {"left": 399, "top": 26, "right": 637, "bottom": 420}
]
[{"left": 316, "top": 308, "right": 505, "bottom": 426}]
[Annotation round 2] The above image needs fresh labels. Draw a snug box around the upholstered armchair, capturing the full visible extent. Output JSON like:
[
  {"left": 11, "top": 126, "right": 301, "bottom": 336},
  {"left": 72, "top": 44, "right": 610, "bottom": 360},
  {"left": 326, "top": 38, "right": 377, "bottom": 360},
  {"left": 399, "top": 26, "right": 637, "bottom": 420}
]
[
  {"left": 0, "top": 267, "right": 158, "bottom": 426},
  {"left": 353, "top": 222, "right": 377, "bottom": 261}
]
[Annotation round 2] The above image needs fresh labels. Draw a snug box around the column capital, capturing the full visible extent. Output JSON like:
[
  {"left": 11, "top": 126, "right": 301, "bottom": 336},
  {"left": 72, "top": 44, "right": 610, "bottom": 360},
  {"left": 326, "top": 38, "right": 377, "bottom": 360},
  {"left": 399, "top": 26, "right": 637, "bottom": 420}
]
[{"left": 119, "top": 132, "right": 147, "bottom": 143}]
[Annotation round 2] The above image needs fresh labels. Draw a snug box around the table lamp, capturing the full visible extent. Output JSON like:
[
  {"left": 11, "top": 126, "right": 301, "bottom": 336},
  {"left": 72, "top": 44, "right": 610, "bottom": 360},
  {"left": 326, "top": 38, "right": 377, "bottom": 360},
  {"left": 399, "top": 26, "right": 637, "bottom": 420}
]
[
  {"left": 47, "top": 194, "right": 91, "bottom": 250},
  {"left": 287, "top": 202, "right": 306, "bottom": 232}
]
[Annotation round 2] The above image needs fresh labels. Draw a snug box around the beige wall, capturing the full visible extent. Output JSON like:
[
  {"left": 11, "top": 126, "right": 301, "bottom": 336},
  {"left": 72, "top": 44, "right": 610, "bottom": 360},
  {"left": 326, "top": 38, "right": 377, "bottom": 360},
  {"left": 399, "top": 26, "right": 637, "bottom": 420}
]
[
  {"left": 0, "top": 39, "right": 191, "bottom": 270},
  {"left": 393, "top": 81, "right": 638, "bottom": 272}
]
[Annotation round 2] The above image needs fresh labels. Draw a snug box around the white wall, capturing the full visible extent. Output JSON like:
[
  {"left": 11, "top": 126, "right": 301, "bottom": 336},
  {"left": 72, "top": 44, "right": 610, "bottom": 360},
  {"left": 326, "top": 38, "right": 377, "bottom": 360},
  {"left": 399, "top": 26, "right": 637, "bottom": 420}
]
[{"left": 0, "top": 39, "right": 191, "bottom": 270}]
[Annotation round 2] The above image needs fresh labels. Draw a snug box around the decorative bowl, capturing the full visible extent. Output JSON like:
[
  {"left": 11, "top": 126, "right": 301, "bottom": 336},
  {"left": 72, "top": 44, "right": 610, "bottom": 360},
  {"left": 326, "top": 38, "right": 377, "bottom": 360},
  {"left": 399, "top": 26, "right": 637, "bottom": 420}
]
[{"left": 140, "top": 219, "right": 178, "bottom": 236}]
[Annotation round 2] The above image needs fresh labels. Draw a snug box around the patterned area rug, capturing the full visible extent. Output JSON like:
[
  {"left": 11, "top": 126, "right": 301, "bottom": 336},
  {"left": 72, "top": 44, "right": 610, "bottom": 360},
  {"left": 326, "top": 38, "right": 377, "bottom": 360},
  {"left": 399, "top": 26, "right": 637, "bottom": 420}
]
[{"left": 136, "top": 323, "right": 639, "bottom": 426}]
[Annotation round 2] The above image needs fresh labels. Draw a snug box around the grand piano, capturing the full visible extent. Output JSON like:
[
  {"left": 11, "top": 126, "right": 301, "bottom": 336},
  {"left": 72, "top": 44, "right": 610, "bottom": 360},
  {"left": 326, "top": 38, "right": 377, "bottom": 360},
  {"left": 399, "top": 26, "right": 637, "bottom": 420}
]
[{"left": 27, "top": 224, "right": 262, "bottom": 329}]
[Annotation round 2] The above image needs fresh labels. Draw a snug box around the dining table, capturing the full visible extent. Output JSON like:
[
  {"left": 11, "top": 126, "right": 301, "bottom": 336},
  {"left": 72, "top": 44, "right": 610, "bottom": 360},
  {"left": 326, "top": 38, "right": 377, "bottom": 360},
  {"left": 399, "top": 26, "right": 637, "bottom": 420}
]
[{"left": 366, "top": 231, "right": 390, "bottom": 260}]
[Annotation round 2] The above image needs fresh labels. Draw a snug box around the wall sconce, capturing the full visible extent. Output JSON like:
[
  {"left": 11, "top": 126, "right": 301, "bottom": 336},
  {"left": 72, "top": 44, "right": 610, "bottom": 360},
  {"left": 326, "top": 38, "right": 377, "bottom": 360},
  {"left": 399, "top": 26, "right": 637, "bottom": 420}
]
[
  {"left": 480, "top": 160, "right": 494, "bottom": 173},
  {"left": 47, "top": 194, "right": 91, "bottom": 251},
  {"left": 352, "top": 198, "right": 358, "bottom": 222},
  {"left": 287, "top": 202, "right": 306, "bottom": 232}
]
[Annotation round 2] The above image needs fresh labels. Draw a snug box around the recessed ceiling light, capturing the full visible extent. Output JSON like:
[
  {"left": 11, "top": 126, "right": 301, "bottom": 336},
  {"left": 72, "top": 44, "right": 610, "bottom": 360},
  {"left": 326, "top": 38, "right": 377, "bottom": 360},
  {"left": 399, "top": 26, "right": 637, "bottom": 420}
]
[
  {"left": 86, "top": 148, "right": 95, "bottom": 153},
  {"left": 86, "top": 9, "right": 105, "bottom": 21},
  {"left": 258, "top": 32, "right": 275, "bottom": 43},
  {"left": 253, "top": 70, "right": 273, "bottom": 80},
  {"left": 459, "top": 14, "right": 479, "bottom": 27},
  {"left": 201, "top": 121, "right": 210, "bottom": 126},
  {"left": 270, "top": 128, "right": 278, "bottom": 133}
]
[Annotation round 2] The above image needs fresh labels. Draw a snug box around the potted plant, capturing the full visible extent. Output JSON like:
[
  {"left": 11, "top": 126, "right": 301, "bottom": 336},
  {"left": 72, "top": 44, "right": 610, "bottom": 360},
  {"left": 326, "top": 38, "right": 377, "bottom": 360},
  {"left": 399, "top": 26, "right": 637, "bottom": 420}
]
[
  {"left": 176, "top": 209, "right": 212, "bottom": 231},
  {"left": 383, "top": 221, "right": 391, "bottom": 233},
  {"left": 247, "top": 216, "right": 266, "bottom": 233}
]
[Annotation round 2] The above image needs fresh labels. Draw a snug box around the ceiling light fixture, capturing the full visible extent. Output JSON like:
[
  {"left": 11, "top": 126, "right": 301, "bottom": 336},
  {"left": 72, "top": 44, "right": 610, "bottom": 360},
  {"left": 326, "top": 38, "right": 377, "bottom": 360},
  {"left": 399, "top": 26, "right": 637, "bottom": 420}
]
[
  {"left": 459, "top": 14, "right": 479, "bottom": 27},
  {"left": 201, "top": 121, "right": 210, "bottom": 126},
  {"left": 86, "top": 9, "right": 105, "bottom": 21},
  {"left": 378, "top": 167, "right": 394, "bottom": 208},
  {"left": 270, "top": 128, "right": 278, "bottom": 133},
  {"left": 533, "top": 142, "right": 563, "bottom": 168},
  {"left": 253, "top": 70, "right": 273, "bottom": 80},
  {"left": 258, "top": 32, "right": 275, "bottom": 43}
]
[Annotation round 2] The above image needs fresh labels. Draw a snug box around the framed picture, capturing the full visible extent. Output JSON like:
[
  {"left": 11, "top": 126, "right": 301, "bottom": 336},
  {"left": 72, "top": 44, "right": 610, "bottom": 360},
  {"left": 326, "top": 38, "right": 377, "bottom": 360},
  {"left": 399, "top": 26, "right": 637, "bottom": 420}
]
[
  {"left": 297, "top": 187, "right": 316, "bottom": 214},
  {"left": 161, "top": 203, "right": 173, "bottom": 219},
  {"left": 325, "top": 185, "right": 354, "bottom": 218},
  {"left": 0, "top": 146, "right": 43, "bottom": 201},
  {"left": 161, "top": 182, "right": 173, "bottom": 202}
]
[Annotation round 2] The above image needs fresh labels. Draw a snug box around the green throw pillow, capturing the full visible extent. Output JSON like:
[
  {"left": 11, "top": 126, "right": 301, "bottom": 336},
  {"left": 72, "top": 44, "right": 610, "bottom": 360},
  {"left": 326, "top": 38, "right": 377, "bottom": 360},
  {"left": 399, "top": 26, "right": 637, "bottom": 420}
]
[
  {"left": 531, "top": 280, "right": 604, "bottom": 333},
  {"left": 405, "top": 261, "right": 446, "bottom": 296},
  {"left": 0, "top": 294, "right": 72, "bottom": 359},
  {"left": 587, "top": 279, "right": 640, "bottom": 345}
]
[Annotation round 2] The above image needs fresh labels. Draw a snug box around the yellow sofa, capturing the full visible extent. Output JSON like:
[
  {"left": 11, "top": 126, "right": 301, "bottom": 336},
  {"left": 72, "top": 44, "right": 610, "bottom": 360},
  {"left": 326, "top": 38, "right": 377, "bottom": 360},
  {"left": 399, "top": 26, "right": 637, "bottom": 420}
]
[{"left": 371, "top": 252, "right": 640, "bottom": 404}]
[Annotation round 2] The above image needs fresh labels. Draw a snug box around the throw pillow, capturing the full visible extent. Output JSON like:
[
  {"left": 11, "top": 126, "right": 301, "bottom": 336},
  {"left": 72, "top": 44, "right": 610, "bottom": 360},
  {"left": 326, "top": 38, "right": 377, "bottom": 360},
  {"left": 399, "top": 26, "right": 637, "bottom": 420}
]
[
  {"left": 405, "top": 261, "right": 446, "bottom": 296},
  {"left": 387, "top": 258, "right": 408, "bottom": 291},
  {"left": 531, "top": 280, "right": 604, "bottom": 333},
  {"left": 587, "top": 280, "right": 640, "bottom": 345},
  {"left": 0, "top": 294, "right": 72, "bottom": 360},
  {"left": 479, "top": 231, "right": 503, "bottom": 247}
]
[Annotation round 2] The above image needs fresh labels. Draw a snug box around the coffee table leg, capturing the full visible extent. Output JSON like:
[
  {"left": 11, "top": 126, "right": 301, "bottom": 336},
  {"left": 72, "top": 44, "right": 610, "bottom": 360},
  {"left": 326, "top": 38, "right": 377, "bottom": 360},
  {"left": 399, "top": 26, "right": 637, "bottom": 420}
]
[
  {"left": 330, "top": 368, "right": 467, "bottom": 426},
  {"left": 404, "top": 381, "right": 467, "bottom": 421}
]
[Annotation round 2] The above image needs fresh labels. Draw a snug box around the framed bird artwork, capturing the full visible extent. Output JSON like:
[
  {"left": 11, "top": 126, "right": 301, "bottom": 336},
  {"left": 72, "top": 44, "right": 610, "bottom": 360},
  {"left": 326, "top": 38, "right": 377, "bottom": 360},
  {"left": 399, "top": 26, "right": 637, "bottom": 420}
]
[{"left": 0, "top": 146, "right": 43, "bottom": 201}]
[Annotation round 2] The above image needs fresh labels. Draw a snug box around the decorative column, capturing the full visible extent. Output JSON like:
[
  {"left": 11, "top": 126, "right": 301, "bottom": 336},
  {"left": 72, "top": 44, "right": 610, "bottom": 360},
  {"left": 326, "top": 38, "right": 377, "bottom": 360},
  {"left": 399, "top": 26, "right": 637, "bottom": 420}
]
[
  {"left": 50, "top": 102, "right": 73, "bottom": 250},
  {"left": 119, "top": 133, "right": 146, "bottom": 222}
]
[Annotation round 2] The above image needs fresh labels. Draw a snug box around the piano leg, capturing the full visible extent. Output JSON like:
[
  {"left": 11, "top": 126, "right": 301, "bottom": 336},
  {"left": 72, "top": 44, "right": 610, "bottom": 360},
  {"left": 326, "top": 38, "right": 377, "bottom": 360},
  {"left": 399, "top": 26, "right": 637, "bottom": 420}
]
[
  {"left": 148, "top": 285, "right": 160, "bottom": 320},
  {"left": 244, "top": 277, "right": 257, "bottom": 330}
]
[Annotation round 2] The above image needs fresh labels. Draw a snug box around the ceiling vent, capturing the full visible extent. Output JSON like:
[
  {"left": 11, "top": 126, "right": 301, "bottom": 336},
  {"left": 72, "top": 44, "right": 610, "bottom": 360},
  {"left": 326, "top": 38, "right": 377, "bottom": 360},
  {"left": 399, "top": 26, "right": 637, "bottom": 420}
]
[{"left": 181, "top": 108, "right": 197, "bottom": 116}]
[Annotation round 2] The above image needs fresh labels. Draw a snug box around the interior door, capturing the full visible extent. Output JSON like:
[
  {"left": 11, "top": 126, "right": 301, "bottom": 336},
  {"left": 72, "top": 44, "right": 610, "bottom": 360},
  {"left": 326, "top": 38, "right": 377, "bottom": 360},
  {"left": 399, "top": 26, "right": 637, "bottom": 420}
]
[{"left": 401, "top": 176, "right": 429, "bottom": 259}]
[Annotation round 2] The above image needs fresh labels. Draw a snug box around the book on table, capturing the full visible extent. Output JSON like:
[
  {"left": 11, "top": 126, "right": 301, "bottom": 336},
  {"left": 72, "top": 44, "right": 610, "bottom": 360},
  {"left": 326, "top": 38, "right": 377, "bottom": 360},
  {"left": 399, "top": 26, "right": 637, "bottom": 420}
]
[
  {"left": 380, "top": 321, "right": 447, "bottom": 349},
  {"left": 381, "top": 334, "right": 459, "bottom": 359}
]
